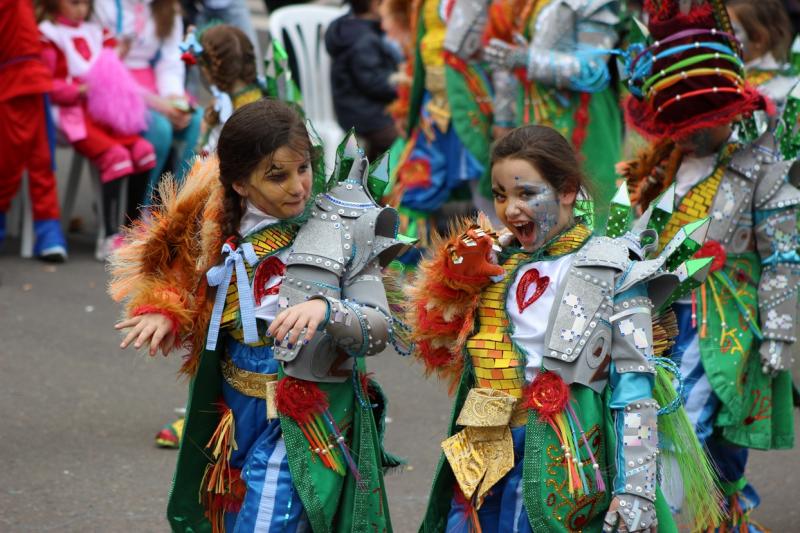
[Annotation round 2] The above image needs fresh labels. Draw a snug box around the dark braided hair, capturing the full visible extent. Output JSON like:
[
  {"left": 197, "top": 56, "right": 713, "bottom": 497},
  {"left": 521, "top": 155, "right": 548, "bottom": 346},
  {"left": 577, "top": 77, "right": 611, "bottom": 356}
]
[
  {"left": 199, "top": 24, "right": 258, "bottom": 126},
  {"left": 217, "top": 99, "right": 312, "bottom": 239}
]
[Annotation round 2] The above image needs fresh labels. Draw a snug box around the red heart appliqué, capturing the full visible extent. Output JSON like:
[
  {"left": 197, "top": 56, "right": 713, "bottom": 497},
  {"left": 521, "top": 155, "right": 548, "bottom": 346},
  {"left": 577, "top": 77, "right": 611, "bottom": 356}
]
[
  {"left": 516, "top": 268, "right": 550, "bottom": 313},
  {"left": 253, "top": 256, "right": 286, "bottom": 305}
]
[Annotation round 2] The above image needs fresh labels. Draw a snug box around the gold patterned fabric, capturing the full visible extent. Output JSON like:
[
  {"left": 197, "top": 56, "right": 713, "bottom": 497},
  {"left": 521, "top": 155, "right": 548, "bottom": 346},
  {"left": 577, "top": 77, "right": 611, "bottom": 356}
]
[
  {"left": 221, "top": 359, "right": 279, "bottom": 419},
  {"left": 442, "top": 388, "right": 517, "bottom": 507},
  {"left": 658, "top": 166, "right": 723, "bottom": 251}
]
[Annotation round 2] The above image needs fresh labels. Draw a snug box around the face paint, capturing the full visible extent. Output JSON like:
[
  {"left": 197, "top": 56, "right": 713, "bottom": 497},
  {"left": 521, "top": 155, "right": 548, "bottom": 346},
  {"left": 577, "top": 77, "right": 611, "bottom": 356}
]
[{"left": 521, "top": 183, "right": 560, "bottom": 250}]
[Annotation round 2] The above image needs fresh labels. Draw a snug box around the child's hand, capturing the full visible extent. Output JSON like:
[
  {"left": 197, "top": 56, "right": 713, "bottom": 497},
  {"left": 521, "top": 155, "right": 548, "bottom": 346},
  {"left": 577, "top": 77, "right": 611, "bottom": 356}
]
[
  {"left": 267, "top": 299, "right": 329, "bottom": 349},
  {"left": 165, "top": 106, "right": 192, "bottom": 130},
  {"left": 116, "top": 37, "right": 131, "bottom": 59},
  {"left": 78, "top": 84, "right": 88, "bottom": 95},
  {"left": 115, "top": 313, "right": 176, "bottom": 356}
]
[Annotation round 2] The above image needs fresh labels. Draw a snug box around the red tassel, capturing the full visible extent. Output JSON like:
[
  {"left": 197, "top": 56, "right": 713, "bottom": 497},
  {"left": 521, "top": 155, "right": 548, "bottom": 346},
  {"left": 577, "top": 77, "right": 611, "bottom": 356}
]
[
  {"left": 275, "top": 377, "right": 329, "bottom": 424},
  {"left": 180, "top": 51, "right": 197, "bottom": 65}
]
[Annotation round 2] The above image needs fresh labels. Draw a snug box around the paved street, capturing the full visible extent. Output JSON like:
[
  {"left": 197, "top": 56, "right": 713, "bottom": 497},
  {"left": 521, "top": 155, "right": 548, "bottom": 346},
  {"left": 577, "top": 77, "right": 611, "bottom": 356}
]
[{"left": 1, "top": 235, "right": 799, "bottom": 533}]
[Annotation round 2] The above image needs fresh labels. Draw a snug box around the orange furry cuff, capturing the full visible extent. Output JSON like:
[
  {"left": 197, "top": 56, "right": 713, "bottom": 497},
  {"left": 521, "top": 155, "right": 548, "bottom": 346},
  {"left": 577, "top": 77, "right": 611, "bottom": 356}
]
[{"left": 127, "top": 286, "right": 194, "bottom": 338}]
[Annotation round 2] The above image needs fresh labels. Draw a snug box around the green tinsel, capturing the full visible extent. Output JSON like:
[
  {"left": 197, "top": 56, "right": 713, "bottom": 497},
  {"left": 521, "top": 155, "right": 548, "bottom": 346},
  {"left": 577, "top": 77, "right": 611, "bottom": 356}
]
[{"left": 654, "top": 366, "right": 724, "bottom": 530}]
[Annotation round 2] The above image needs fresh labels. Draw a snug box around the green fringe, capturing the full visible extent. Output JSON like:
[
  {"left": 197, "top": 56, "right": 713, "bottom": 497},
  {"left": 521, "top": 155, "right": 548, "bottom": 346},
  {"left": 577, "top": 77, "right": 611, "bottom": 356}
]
[{"left": 654, "top": 366, "right": 724, "bottom": 530}]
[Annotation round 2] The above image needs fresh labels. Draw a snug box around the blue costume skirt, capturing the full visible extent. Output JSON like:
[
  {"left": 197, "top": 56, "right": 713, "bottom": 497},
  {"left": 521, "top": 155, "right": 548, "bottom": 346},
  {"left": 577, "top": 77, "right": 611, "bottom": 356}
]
[
  {"left": 221, "top": 337, "right": 310, "bottom": 533},
  {"left": 401, "top": 93, "right": 483, "bottom": 213}
]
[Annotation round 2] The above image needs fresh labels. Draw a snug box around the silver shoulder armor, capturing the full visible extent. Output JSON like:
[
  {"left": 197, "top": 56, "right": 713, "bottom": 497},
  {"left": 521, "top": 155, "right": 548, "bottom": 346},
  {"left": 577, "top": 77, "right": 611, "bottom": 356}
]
[
  {"left": 754, "top": 159, "right": 800, "bottom": 210},
  {"left": 274, "top": 151, "right": 406, "bottom": 382}
]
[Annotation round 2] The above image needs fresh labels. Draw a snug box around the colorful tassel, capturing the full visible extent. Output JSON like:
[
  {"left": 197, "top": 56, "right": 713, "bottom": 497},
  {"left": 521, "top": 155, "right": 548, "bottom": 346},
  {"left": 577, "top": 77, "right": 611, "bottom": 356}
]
[
  {"left": 201, "top": 406, "right": 242, "bottom": 533},
  {"left": 524, "top": 372, "right": 601, "bottom": 496}
]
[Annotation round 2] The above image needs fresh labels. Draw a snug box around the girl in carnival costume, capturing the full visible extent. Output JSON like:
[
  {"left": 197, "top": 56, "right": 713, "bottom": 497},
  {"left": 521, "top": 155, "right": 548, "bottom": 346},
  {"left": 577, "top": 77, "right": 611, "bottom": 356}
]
[
  {"left": 110, "top": 99, "right": 406, "bottom": 532},
  {"left": 153, "top": 25, "right": 302, "bottom": 450},
  {"left": 482, "top": 0, "right": 623, "bottom": 225},
  {"left": 408, "top": 124, "right": 722, "bottom": 532},
  {"left": 37, "top": 0, "right": 156, "bottom": 260},
  {"left": 183, "top": 24, "right": 264, "bottom": 156},
  {"left": 619, "top": 1, "right": 800, "bottom": 529}
]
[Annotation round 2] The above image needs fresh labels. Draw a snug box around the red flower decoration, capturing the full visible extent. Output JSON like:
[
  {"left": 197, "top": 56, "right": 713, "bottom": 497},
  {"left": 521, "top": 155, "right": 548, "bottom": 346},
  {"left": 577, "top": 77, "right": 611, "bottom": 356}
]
[
  {"left": 694, "top": 239, "right": 727, "bottom": 272},
  {"left": 523, "top": 371, "right": 570, "bottom": 419},
  {"left": 275, "top": 377, "right": 329, "bottom": 423}
]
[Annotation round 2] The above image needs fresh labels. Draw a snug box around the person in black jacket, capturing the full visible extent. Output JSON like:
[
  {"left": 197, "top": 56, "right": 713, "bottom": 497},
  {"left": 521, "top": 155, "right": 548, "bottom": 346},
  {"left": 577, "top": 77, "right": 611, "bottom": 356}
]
[{"left": 325, "top": 0, "right": 399, "bottom": 160}]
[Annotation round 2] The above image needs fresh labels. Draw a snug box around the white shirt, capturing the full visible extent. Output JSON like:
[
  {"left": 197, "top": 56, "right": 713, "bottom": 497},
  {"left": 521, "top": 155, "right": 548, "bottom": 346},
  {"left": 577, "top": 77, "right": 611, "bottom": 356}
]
[
  {"left": 506, "top": 254, "right": 574, "bottom": 382},
  {"left": 239, "top": 201, "right": 289, "bottom": 324},
  {"left": 674, "top": 153, "right": 716, "bottom": 199}
]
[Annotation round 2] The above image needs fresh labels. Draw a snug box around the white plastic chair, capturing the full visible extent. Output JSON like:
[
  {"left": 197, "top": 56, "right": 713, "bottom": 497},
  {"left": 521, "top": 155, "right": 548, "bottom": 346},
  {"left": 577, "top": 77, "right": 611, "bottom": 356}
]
[
  {"left": 60, "top": 150, "right": 127, "bottom": 258},
  {"left": 268, "top": 4, "right": 347, "bottom": 172},
  {"left": 5, "top": 174, "right": 35, "bottom": 258}
]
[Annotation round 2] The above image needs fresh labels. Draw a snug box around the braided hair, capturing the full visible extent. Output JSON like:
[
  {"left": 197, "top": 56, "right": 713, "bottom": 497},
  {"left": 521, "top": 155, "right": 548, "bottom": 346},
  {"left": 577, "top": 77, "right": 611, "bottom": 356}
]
[
  {"left": 199, "top": 24, "right": 258, "bottom": 126},
  {"left": 216, "top": 99, "right": 312, "bottom": 239}
]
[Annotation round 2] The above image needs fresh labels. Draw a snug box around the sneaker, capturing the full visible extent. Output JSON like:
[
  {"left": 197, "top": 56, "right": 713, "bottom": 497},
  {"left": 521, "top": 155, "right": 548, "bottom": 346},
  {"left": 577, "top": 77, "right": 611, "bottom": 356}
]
[
  {"left": 33, "top": 219, "right": 67, "bottom": 262},
  {"left": 155, "top": 417, "right": 185, "bottom": 449},
  {"left": 95, "top": 232, "right": 124, "bottom": 262}
]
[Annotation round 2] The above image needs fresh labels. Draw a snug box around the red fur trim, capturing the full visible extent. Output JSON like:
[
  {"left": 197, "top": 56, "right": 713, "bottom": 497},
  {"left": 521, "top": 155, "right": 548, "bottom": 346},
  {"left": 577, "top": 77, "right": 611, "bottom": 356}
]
[
  {"left": 624, "top": 86, "right": 766, "bottom": 141},
  {"left": 416, "top": 304, "right": 465, "bottom": 336},
  {"left": 417, "top": 340, "right": 458, "bottom": 370},
  {"left": 275, "top": 377, "right": 329, "bottom": 423}
]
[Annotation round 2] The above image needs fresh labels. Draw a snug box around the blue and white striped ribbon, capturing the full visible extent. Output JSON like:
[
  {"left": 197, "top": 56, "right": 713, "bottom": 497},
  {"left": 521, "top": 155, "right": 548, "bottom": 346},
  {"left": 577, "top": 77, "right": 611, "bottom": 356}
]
[{"left": 206, "top": 242, "right": 259, "bottom": 350}]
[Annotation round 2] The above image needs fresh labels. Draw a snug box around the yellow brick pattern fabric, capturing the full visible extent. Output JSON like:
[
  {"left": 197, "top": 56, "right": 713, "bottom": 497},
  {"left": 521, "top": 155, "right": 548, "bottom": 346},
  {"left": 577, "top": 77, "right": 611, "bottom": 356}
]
[
  {"left": 466, "top": 254, "right": 526, "bottom": 398},
  {"left": 220, "top": 226, "right": 296, "bottom": 329},
  {"left": 658, "top": 165, "right": 724, "bottom": 253}
]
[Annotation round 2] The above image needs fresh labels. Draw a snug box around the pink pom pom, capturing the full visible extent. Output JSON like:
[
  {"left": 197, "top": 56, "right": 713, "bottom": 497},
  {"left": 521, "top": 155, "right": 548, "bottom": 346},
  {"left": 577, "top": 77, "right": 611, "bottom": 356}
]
[{"left": 86, "top": 48, "right": 148, "bottom": 135}]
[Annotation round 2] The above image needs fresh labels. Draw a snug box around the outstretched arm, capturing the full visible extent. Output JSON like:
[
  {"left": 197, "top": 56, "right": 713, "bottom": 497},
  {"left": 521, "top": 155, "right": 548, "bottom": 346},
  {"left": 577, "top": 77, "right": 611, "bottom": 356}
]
[
  {"left": 484, "top": 0, "right": 618, "bottom": 93},
  {"left": 754, "top": 162, "right": 800, "bottom": 375}
]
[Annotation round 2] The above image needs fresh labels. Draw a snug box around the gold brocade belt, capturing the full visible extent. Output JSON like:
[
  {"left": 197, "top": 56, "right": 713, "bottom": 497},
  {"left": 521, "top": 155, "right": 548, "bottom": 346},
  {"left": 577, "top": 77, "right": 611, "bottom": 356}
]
[
  {"left": 441, "top": 388, "right": 528, "bottom": 508},
  {"left": 221, "top": 359, "right": 279, "bottom": 419}
]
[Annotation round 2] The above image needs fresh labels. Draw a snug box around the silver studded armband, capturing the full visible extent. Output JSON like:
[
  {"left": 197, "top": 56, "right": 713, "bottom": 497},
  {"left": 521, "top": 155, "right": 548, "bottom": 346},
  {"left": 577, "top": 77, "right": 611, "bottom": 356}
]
[
  {"left": 319, "top": 297, "right": 390, "bottom": 357},
  {"left": 606, "top": 399, "right": 659, "bottom": 532}
]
